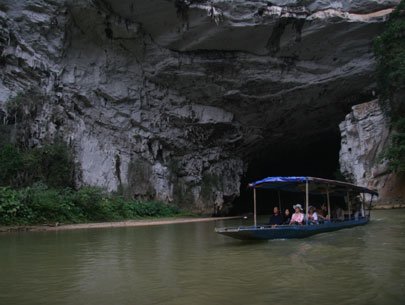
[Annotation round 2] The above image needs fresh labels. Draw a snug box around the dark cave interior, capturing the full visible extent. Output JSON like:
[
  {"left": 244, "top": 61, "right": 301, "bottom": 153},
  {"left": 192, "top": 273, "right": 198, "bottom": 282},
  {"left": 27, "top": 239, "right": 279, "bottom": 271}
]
[{"left": 231, "top": 129, "right": 345, "bottom": 215}]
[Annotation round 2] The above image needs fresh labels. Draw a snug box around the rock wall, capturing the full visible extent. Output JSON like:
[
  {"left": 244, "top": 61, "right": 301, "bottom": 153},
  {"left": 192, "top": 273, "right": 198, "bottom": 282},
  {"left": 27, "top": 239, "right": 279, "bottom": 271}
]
[
  {"left": 339, "top": 100, "right": 405, "bottom": 205},
  {"left": 0, "top": 0, "right": 400, "bottom": 213}
]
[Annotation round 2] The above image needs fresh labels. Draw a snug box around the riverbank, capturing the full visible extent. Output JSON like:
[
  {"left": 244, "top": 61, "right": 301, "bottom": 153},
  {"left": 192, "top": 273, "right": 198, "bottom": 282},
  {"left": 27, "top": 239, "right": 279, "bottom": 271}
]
[
  {"left": 0, "top": 186, "right": 185, "bottom": 226},
  {"left": 0, "top": 216, "right": 241, "bottom": 233}
]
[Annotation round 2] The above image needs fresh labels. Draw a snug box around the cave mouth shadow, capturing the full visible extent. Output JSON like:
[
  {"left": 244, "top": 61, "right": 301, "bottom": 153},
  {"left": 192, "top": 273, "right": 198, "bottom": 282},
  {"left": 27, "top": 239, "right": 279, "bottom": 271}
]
[{"left": 231, "top": 132, "right": 342, "bottom": 215}]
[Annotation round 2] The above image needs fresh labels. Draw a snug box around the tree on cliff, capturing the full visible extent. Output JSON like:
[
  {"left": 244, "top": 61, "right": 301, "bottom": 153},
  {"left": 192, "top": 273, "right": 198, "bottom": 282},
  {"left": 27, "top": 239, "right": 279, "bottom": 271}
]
[{"left": 374, "top": 0, "right": 405, "bottom": 172}]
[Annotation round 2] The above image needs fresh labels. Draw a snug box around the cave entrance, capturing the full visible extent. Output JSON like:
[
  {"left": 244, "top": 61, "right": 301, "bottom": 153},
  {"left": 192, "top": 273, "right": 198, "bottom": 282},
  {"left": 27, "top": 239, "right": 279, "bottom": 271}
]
[{"left": 231, "top": 130, "right": 342, "bottom": 215}]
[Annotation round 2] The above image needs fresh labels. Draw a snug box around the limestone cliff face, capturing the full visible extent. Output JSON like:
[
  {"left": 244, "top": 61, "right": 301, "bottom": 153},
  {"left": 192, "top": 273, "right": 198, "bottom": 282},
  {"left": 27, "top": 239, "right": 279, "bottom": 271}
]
[
  {"left": 0, "top": 0, "right": 400, "bottom": 212},
  {"left": 339, "top": 100, "right": 389, "bottom": 196},
  {"left": 339, "top": 100, "right": 405, "bottom": 205}
]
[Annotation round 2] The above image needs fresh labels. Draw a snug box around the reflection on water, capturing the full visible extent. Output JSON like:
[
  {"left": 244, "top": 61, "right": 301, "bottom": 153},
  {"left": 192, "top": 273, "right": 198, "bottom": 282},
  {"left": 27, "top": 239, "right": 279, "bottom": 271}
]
[{"left": 0, "top": 210, "right": 404, "bottom": 305}]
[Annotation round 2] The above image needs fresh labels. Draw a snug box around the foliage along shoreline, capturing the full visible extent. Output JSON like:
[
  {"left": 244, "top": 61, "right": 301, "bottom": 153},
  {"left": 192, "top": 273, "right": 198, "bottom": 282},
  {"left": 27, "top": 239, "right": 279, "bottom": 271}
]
[{"left": 0, "top": 184, "right": 185, "bottom": 226}]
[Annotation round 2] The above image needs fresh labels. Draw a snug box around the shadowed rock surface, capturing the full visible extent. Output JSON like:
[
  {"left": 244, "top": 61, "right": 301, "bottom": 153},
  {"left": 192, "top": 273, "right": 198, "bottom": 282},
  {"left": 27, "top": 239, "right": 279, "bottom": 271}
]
[
  {"left": 0, "top": 0, "right": 400, "bottom": 212},
  {"left": 340, "top": 100, "right": 405, "bottom": 205}
]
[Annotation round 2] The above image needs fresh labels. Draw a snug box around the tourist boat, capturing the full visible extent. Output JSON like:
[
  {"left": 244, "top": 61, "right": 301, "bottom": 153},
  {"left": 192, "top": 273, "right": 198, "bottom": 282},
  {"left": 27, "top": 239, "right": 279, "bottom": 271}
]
[{"left": 215, "top": 176, "right": 378, "bottom": 240}]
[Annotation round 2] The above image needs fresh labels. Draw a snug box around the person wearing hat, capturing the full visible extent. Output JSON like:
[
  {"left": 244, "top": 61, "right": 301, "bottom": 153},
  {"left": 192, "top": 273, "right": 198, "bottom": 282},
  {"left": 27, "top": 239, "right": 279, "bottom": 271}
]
[{"left": 289, "top": 204, "right": 304, "bottom": 225}]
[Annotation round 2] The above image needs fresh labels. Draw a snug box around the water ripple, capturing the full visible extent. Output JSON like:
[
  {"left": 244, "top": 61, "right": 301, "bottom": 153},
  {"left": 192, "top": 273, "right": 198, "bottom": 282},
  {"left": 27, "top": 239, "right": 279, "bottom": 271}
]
[{"left": 0, "top": 210, "right": 405, "bottom": 305}]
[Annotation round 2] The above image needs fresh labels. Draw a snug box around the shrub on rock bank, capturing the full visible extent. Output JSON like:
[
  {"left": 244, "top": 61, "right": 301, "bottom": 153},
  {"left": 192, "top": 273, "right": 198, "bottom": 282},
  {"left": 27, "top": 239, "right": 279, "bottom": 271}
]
[
  {"left": 0, "top": 184, "right": 180, "bottom": 225},
  {"left": 0, "top": 143, "right": 74, "bottom": 188}
]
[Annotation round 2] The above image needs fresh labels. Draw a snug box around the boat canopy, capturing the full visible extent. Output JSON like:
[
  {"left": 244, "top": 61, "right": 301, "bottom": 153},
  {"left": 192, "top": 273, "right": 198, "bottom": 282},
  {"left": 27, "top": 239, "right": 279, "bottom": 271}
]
[{"left": 248, "top": 176, "right": 378, "bottom": 196}]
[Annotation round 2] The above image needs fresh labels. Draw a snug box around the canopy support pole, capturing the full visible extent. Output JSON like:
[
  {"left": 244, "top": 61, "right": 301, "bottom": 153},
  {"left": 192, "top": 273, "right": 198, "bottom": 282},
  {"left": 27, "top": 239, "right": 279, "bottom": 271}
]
[
  {"left": 305, "top": 180, "right": 309, "bottom": 226},
  {"left": 326, "top": 186, "right": 331, "bottom": 220},
  {"left": 347, "top": 191, "right": 351, "bottom": 220},
  {"left": 278, "top": 191, "right": 281, "bottom": 211},
  {"left": 367, "top": 194, "right": 373, "bottom": 218},
  {"left": 253, "top": 188, "right": 257, "bottom": 227}
]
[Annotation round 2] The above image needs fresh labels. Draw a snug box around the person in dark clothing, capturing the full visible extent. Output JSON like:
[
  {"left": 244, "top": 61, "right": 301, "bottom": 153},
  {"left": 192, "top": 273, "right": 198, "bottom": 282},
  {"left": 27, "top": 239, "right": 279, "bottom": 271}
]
[
  {"left": 283, "top": 208, "right": 291, "bottom": 224},
  {"left": 269, "top": 206, "right": 283, "bottom": 226}
]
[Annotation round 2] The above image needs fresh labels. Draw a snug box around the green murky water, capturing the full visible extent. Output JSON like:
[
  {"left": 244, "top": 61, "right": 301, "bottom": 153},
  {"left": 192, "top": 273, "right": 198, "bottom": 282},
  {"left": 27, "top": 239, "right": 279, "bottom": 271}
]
[{"left": 1, "top": 209, "right": 404, "bottom": 305}]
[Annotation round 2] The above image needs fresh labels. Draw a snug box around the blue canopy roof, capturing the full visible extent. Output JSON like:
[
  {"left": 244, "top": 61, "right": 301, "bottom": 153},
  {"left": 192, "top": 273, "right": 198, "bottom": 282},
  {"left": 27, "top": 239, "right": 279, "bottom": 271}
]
[{"left": 248, "top": 176, "right": 378, "bottom": 196}]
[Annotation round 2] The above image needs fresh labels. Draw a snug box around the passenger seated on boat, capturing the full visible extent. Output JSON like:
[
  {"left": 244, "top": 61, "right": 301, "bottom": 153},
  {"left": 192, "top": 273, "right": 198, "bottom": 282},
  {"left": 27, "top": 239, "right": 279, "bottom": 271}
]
[
  {"left": 317, "top": 204, "right": 329, "bottom": 222},
  {"left": 290, "top": 204, "right": 304, "bottom": 225},
  {"left": 283, "top": 208, "right": 291, "bottom": 224},
  {"left": 307, "top": 206, "right": 319, "bottom": 225},
  {"left": 333, "top": 207, "right": 345, "bottom": 221},
  {"left": 353, "top": 202, "right": 362, "bottom": 220},
  {"left": 269, "top": 206, "right": 283, "bottom": 226}
]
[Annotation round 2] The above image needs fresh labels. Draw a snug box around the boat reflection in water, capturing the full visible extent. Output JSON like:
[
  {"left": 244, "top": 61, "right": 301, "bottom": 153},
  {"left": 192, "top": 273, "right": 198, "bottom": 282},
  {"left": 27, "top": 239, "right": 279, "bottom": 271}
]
[{"left": 215, "top": 176, "right": 378, "bottom": 240}]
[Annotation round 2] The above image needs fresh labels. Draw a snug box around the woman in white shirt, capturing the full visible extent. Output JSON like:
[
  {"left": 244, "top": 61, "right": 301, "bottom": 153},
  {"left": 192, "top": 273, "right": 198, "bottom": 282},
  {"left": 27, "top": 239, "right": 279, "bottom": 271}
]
[{"left": 308, "top": 206, "right": 319, "bottom": 225}]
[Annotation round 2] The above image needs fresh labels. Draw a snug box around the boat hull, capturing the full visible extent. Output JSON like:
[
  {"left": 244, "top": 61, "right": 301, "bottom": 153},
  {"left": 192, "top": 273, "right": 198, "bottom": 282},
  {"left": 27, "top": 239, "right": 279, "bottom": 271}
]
[{"left": 215, "top": 218, "right": 369, "bottom": 240}]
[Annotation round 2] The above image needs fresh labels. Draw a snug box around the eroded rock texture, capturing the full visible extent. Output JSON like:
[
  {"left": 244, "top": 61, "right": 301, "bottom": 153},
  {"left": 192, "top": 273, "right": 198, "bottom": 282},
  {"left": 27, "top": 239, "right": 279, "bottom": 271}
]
[
  {"left": 340, "top": 100, "right": 405, "bottom": 205},
  {"left": 339, "top": 100, "right": 389, "bottom": 196},
  {"left": 0, "top": 0, "right": 399, "bottom": 212}
]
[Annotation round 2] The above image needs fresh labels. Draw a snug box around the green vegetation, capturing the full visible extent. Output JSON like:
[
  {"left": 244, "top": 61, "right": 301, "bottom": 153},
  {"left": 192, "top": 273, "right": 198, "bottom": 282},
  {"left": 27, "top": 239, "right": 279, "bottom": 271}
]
[
  {"left": 374, "top": 1, "right": 405, "bottom": 115},
  {"left": 374, "top": 1, "right": 405, "bottom": 172},
  {"left": 380, "top": 118, "right": 405, "bottom": 173},
  {"left": 0, "top": 184, "right": 180, "bottom": 225},
  {"left": 0, "top": 143, "right": 74, "bottom": 188},
  {"left": 5, "top": 89, "right": 45, "bottom": 124}
]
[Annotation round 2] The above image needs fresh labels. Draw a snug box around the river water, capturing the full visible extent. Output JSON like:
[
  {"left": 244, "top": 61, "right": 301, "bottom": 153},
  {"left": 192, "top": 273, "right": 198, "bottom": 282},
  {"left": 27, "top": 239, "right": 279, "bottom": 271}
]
[{"left": 0, "top": 210, "right": 404, "bottom": 305}]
